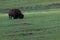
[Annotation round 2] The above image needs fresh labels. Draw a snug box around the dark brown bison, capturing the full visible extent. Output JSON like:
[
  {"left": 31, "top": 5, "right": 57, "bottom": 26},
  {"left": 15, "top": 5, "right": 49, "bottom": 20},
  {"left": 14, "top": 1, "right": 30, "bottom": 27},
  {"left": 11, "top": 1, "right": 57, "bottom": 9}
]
[{"left": 8, "top": 8, "right": 24, "bottom": 19}]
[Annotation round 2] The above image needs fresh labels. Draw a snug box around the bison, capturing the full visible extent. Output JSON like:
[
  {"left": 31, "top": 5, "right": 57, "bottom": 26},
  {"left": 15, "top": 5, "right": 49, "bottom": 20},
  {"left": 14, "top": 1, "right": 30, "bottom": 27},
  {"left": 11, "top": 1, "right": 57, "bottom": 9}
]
[{"left": 8, "top": 8, "right": 24, "bottom": 19}]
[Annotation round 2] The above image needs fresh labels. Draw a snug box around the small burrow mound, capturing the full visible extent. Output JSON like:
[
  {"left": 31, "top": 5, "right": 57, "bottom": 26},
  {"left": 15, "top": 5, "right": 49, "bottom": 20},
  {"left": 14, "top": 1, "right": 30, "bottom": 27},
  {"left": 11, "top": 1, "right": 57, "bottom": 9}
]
[
  {"left": 15, "top": 29, "right": 24, "bottom": 32},
  {"left": 1, "top": 32, "right": 33, "bottom": 37},
  {"left": 27, "top": 32, "right": 33, "bottom": 35},
  {"left": 2, "top": 34, "right": 16, "bottom": 37},
  {"left": 20, "top": 22, "right": 32, "bottom": 25},
  {"left": 15, "top": 28, "right": 44, "bottom": 33},
  {"left": 9, "top": 22, "right": 32, "bottom": 26},
  {"left": 21, "top": 32, "right": 33, "bottom": 36}
]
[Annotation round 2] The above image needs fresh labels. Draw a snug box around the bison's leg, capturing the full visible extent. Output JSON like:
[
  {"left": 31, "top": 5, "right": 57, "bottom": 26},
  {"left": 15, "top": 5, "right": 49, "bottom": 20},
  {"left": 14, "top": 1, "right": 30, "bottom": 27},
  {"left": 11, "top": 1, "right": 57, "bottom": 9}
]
[
  {"left": 9, "top": 16, "right": 12, "bottom": 20},
  {"left": 13, "top": 17, "right": 17, "bottom": 19},
  {"left": 13, "top": 14, "right": 18, "bottom": 19},
  {"left": 13, "top": 16, "right": 18, "bottom": 19}
]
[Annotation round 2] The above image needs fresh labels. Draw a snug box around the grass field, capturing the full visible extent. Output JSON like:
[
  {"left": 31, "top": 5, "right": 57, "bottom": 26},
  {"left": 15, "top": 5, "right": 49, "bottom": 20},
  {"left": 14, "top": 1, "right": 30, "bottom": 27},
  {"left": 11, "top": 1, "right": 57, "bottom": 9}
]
[
  {"left": 0, "top": 0, "right": 60, "bottom": 8},
  {"left": 0, "top": 0, "right": 60, "bottom": 13},
  {"left": 0, "top": 0, "right": 60, "bottom": 40},
  {"left": 0, "top": 11, "right": 60, "bottom": 40}
]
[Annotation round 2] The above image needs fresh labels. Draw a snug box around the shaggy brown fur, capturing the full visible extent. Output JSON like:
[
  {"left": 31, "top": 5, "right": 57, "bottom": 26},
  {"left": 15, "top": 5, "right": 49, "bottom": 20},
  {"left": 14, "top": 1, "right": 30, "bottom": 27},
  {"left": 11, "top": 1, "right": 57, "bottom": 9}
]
[{"left": 8, "top": 8, "right": 24, "bottom": 19}]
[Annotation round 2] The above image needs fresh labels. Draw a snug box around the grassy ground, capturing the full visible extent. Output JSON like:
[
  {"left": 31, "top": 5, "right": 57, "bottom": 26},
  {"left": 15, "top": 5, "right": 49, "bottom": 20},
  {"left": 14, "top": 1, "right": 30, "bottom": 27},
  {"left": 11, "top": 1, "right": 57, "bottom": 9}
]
[
  {"left": 0, "top": 0, "right": 60, "bottom": 13},
  {"left": 0, "top": 11, "right": 60, "bottom": 40},
  {"left": 0, "top": 0, "right": 60, "bottom": 40},
  {"left": 0, "top": 0, "right": 60, "bottom": 8}
]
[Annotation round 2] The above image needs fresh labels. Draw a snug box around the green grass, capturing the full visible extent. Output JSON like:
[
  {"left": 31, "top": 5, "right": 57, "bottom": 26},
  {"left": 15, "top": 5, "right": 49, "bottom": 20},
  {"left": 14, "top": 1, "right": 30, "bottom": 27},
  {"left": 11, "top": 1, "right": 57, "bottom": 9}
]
[
  {"left": 0, "top": 11, "right": 60, "bottom": 40},
  {"left": 0, "top": 0, "right": 60, "bottom": 8},
  {"left": 0, "top": 0, "right": 60, "bottom": 40},
  {"left": 0, "top": 0, "right": 60, "bottom": 13}
]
